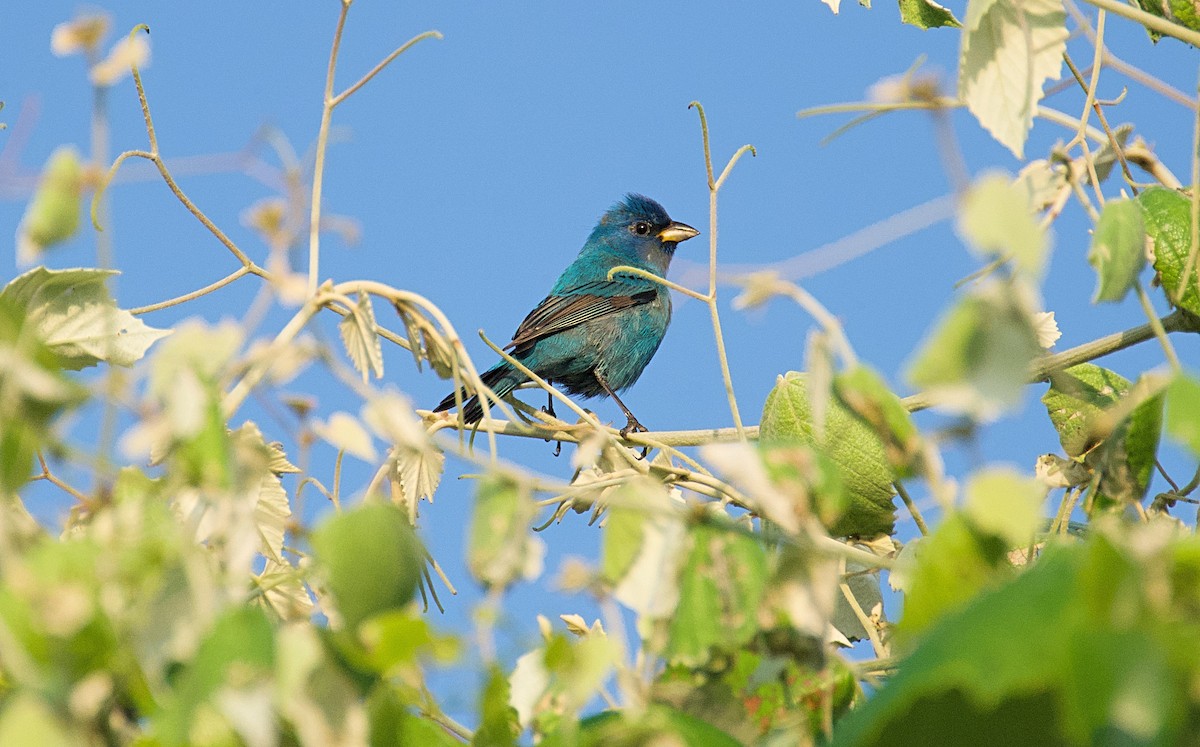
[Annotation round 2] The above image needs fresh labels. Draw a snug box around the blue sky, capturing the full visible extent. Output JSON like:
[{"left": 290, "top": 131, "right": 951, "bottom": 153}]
[{"left": 4, "top": 0, "right": 1199, "bottom": 724}]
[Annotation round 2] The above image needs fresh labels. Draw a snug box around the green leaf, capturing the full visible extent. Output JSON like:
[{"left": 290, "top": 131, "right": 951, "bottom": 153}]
[
  {"left": 1016, "top": 159, "right": 1068, "bottom": 212},
  {"left": 467, "top": 474, "right": 543, "bottom": 588},
  {"left": 1165, "top": 373, "right": 1200, "bottom": 454},
  {"left": 906, "top": 283, "right": 1042, "bottom": 420},
  {"left": 155, "top": 606, "right": 275, "bottom": 745},
  {"left": 339, "top": 290, "right": 384, "bottom": 383},
  {"left": 761, "top": 372, "right": 896, "bottom": 537},
  {"left": 602, "top": 506, "right": 645, "bottom": 584},
  {"left": 834, "top": 365, "right": 922, "bottom": 478},
  {"left": 368, "top": 685, "right": 463, "bottom": 747},
  {"left": 665, "top": 524, "right": 769, "bottom": 665},
  {"left": 0, "top": 267, "right": 171, "bottom": 369},
  {"left": 1089, "top": 198, "right": 1146, "bottom": 303},
  {"left": 609, "top": 488, "right": 687, "bottom": 619},
  {"left": 0, "top": 297, "right": 87, "bottom": 493},
  {"left": 312, "top": 503, "right": 423, "bottom": 629},
  {"left": 894, "top": 514, "right": 1010, "bottom": 642},
  {"left": 1042, "top": 364, "right": 1162, "bottom": 505},
  {"left": 761, "top": 444, "right": 849, "bottom": 533},
  {"left": 559, "top": 705, "right": 743, "bottom": 747},
  {"left": 1133, "top": 0, "right": 1200, "bottom": 41},
  {"left": 1041, "top": 363, "right": 1128, "bottom": 458},
  {"left": 958, "top": 0, "right": 1068, "bottom": 158},
  {"left": 359, "top": 609, "right": 458, "bottom": 674},
  {"left": 958, "top": 172, "right": 1050, "bottom": 277},
  {"left": 16, "top": 146, "right": 83, "bottom": 265},
  {"left": 898, "top": 0, "right": 962, "bottom": 28},
  {"left": 963, "top": 467, "right": 1043, "bottom": 548},
  {"left": 1138, "top": 186, "right": 1200, "bottom": 316},
  {"left": 832, "top": 534, "right": 1198, "bottom": 746},
  {"left": 0, "top": 694, "right": 75, "bottom": 747},
  {"left": 475, "top": 665, "right": 520, "bottom": 747}
]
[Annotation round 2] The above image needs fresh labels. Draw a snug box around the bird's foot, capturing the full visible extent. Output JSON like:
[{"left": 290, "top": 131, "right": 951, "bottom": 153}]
[
  {"left": 541, "top": 394, "right": 561, "bottom": 456},
  {"left": 619, "top": 417, "right": 650, "bottom": 459},
  {"left": 618, "top": 415, "right": 647, "bottom": 439}
]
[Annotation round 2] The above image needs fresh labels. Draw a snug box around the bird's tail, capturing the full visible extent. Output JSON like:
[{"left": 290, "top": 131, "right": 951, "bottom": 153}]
[{"left": 433, "top": 361, "right": 527, "bottom": 423}]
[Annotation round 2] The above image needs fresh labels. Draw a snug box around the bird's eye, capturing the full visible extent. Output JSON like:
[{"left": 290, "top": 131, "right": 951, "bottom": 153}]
[{"left": 631, "top": 222, "right": 651, "bottom": 236}]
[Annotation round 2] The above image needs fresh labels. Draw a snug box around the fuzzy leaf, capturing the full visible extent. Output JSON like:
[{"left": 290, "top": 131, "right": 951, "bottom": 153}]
[
  {"left": 609, "top": 485, "right": 687, "bottom": 619},
  {"left": 17, "top": 146, "right": 83, "bottom": 265},
  {"left": 963, "top": 467, "right": 1043, "bottom": 548},
  {"left": 1042, "top": 364, "right": 1163, "bottom": 506},
  {"left": 338, "top": 291, "right": 383, "bottom": 383},
  {"left": 253, "top": 559, "right": 314, "bottom": 622},
  {"left": 959, "top": 0, "right": 1068, "bottom": 158},
  {"left": 665, "top": 524, "right": 769, "bottom": 665},
  {"left": 468, "top": 474, "right": 544, "bottom": 588},
  {"left": 906, "top": 283, "right": 1042, "bottom": 420},
  {"left": 1138, "top": 186, "right": 1200, "bottom": 316},
  {"left": 312, "top": 503, "right": 422, "bottom": 629},
  {"left": 313, "top": 411, "right": 378, "bottom": 462},
  {"left": 1165, "top": 374, "right": 1200, "bottom": 455},
  {"left": 835, "top": 365, "right": 922, "bottom": 478},
  {"left": 363, "top": 391, "right": 444, "bottom": 516},
  {"left": 0, "top": 267, "right": 171, "bottom": 369},
  {"left": 761, "top": 372, "right": 896, "bottom": 537},
  {"left": 899, "top": 0, "right": 962, "bottom": 28},
  {"left": 958, "top": 172, "right": 1049, "bottom": 278},
  {"left": 1089, "top": 198, "right": 1146, "bottom": 303}
]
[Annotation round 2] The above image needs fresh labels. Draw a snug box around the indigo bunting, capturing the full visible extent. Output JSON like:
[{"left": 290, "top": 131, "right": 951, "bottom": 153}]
[{"left": 435, "top": 194, "right": 698, "bottom": 435}]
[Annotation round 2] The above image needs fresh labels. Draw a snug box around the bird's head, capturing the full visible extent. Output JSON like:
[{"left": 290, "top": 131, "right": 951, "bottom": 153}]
[{"left": 590, "top": 194, "right": 699, "bottom": 274}]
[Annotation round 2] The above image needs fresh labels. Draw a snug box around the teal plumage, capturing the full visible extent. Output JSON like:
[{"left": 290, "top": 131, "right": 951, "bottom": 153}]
[{"left": 434, "top": 194, "right": 698, "bottom": 434}]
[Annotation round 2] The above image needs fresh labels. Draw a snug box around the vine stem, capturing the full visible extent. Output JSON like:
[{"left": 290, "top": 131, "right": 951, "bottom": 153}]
[
  {"left": 1134, "top": 281, "right": 1182, "bottom": 372},
  {"left": 1076, "top": 0, "right": 1200, "bottom": 48},
  {"left": 902, "top": 309, "right": 1193, "bottom": 412},
  {"left": 689, "top": 101, "right": 754, "bottom": 439},
  {"left": 307, "top": 3, "right": 441, "bottom": 297},
  {"left": 307, "top": 1, "right": 351, "bottom": 297}
]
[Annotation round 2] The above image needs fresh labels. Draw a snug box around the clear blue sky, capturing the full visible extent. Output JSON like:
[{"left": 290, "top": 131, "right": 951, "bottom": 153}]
[{"left": 3, "top": 0, "right": 1198, "bottom": 723}]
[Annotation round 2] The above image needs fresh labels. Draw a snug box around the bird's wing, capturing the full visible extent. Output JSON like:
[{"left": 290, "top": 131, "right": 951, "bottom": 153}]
[{"left": 505, "top": 280, "right": 657, "bottom": 353}]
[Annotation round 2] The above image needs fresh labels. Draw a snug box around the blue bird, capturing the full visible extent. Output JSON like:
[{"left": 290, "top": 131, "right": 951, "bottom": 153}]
[{"left": 435, "top": 194, "right": 699, "bottom": 436}]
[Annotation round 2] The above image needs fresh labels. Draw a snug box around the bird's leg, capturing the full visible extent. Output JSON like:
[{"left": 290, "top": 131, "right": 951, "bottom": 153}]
[
  {"left": 542, "top": 379, "right": 561, "bottom": 457},
  {"left": 593, "top": 370, "right": 648, "bottom": 455}
]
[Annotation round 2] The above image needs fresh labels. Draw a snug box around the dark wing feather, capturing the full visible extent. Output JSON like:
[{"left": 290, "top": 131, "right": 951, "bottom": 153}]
[{"left": 505, "top": 283, "right": 657, "bottom": 355}]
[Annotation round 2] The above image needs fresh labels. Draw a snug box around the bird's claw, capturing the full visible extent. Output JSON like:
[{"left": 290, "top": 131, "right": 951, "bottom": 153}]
[
  {"left": 619, "top": 418, "right": 650, "bottom": 459},
  {"left": 618, "top": 417, "right": 646, "bottom": 439}
]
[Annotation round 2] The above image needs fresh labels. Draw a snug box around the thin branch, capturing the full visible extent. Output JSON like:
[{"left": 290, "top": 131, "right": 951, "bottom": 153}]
[
  {"left": 902, "top": 309, "right": 1195, "bottom": 411},
  {"left": 893, "top": 480, "right": 929, "bottom": 535},
  {"left": 308, "top": 1, "right": 352, "bottom": 297},
  {"left": 1134, "top": 281, "right": 1182, "bottom": 371},
  {"left": 1075, "top": 0, "right": 1200, "bottom": 48},
  {"left": 606, "top": 264, "right": 710, "bottom": 302},
  {"left": 689, "top": 101, "right": 752, "bottom": 438},
  {"left": 331, "top": 31, "right": 443, "bottom": 107},
  {"left": 130, "top": 265, "right": 256, "bottom": 315}
]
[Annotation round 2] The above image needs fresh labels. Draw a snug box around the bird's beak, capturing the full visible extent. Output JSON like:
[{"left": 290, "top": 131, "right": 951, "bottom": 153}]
[{"left": 658, "top": 221, "right": 700, "bottom": 243}]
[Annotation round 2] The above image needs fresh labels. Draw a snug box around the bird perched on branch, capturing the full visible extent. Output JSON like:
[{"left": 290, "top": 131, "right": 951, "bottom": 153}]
[{"left": 434, "top": 194, "right": 699, "bottom": 436}]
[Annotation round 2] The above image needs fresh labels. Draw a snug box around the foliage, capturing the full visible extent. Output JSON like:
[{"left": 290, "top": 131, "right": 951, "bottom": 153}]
[{"left": 3, "top": 2, "right": 1200, "bottom": 745}]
